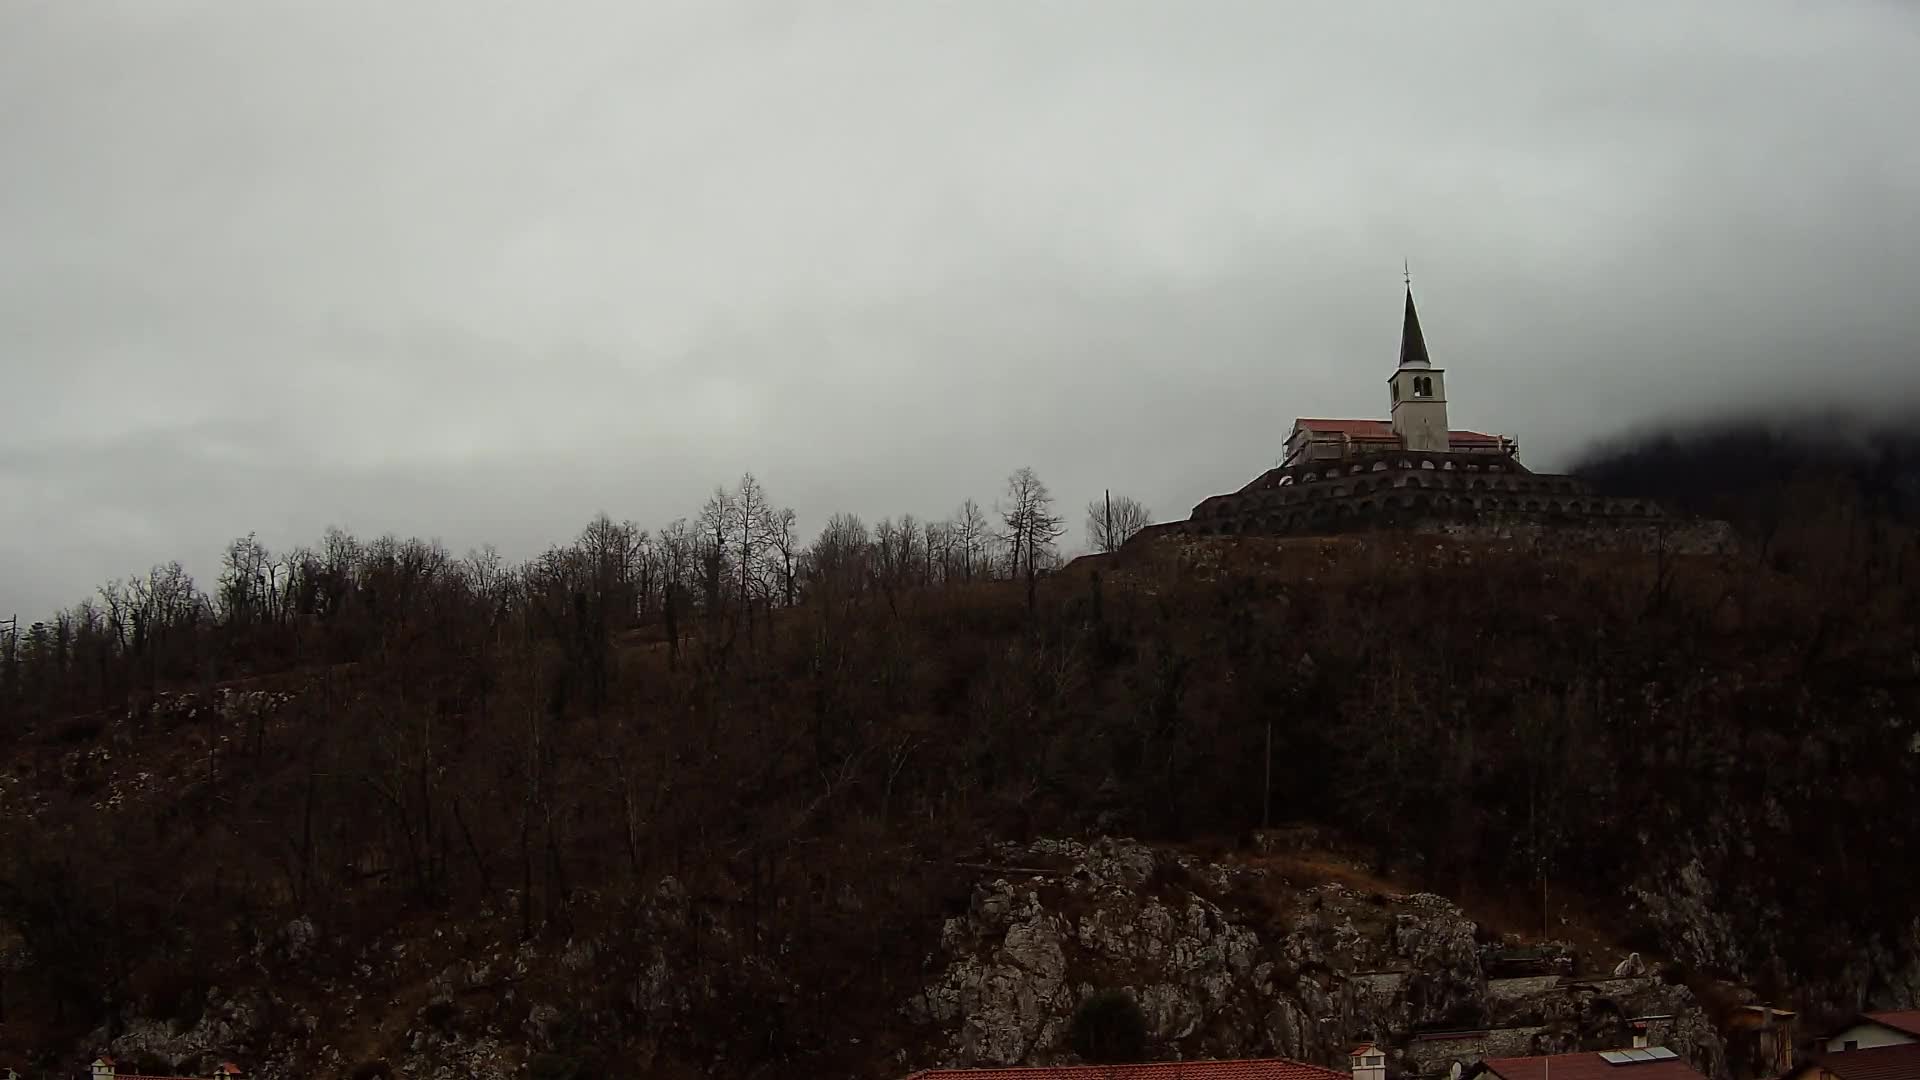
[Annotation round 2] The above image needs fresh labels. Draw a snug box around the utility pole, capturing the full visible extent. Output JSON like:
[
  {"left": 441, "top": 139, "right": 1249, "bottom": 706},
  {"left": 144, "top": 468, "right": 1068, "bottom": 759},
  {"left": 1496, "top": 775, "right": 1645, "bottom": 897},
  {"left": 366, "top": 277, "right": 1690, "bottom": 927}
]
[{"left": 1105, "top": 490, "right": 1112, "bottom": 554}]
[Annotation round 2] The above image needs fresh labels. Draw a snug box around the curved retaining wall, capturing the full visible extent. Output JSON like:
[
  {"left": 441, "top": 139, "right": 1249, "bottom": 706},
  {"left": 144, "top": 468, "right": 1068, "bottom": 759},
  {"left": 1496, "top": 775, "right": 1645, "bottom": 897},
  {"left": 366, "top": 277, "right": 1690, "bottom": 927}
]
[{"left": 1168, "top": 451, "right": 1667, "bottom": 540}]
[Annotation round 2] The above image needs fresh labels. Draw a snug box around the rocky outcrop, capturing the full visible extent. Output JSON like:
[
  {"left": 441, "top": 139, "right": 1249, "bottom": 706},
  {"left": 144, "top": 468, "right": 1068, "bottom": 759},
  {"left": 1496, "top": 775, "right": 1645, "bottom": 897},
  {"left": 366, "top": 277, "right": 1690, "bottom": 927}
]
[
  {"left": 74, "top": 837, "right": 1737, "bottom": 1080},
  {"left": 1629, "top": 796, "right": 1920, "bottom": 1028},
  {"left": 907, "top": 838, "right": 1722, "bottom": 1078},
  {"left": 88, "top": 988, "right": 274, "bottom": 1076},
  {"left": 79, "top": 872, "right": 775, "bottom": 1080}
]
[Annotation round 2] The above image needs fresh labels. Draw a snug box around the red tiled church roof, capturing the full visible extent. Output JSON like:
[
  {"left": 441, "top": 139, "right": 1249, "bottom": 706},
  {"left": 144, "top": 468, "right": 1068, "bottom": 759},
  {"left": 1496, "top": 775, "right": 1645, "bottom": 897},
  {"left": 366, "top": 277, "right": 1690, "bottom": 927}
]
[
  {"left": 1295, "top": 418, "right": 1397, "bottom": 436},
  {"left": 905, "top": 1059, "right": 1350, "bottom": 1080},
  {"left": 1481, "top": 1051, "right": 1707, "bottom": 1080},
  {"left": 1292, "top": 418, "right": 1504, "bottom": 444},
  {"left": 1808, "top": 1043, "right": 1920, "bottom": 1080}
]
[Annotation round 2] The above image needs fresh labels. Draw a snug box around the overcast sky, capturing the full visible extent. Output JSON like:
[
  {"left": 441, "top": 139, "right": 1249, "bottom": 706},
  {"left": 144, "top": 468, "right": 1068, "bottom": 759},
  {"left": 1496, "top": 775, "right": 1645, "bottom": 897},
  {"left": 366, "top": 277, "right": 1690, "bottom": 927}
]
[{"left": 3, "top": 0, "right": 1918, "bottom": 619}]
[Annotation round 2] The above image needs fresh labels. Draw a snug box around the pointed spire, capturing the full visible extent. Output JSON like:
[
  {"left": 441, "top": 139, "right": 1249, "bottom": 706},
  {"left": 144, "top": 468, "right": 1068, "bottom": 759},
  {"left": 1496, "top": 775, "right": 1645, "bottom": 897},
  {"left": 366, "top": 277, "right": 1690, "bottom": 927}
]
[{"left": 1399, "top": 285, "right": 1432, "bottom": 369}]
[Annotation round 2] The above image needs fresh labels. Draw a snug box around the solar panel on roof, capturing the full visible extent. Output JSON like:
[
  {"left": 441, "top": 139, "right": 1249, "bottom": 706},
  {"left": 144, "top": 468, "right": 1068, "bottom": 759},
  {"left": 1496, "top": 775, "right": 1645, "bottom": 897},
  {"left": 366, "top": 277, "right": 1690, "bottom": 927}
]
[
  {"left": 1601, "top": 1052, "right": 1633, "bottom": 1065},
  {"left": 1646, "top": 1048, "right": 1678, "bottom": 1061}
]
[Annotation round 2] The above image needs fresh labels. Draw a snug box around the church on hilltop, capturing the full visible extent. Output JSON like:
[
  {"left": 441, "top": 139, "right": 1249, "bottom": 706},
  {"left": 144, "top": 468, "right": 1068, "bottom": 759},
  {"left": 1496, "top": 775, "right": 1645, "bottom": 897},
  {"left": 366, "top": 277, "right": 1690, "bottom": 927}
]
[
  {"left": 1282, "top": 287, "right": 1518, "bottom": 468},
  {"left": 1161, "top": 283, "right": 1664, "bottom": 540}
]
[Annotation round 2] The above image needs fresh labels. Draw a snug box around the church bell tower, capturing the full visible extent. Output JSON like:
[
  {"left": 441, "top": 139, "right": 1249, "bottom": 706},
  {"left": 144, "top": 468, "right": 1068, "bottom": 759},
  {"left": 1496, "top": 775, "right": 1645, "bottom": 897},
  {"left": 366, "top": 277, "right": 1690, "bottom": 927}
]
[{"left": 1388, "top": 284, "right": 1451, "bottom": 452}]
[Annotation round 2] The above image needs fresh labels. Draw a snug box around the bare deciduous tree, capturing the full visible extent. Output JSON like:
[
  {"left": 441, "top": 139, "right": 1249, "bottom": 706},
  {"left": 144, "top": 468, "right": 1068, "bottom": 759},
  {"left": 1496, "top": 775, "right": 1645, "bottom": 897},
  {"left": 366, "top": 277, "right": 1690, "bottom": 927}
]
[
  {"left": 808, "top": 513, "right": 870, "bottom": 603},
  {"left": 696, "top": 488, "right": 734, "bottom": 614},
  {"left": 1086, "top": 493, "right": 1153, "bottom": 554},
  {"left": 656, "top": 519, "right": 696, "bottom": 668},
  {"left": 769, "top": 507, "right": 800, "bottom": 607},
  {"left": 954, "top": 498, "right": 990, "bottom": 582},
  {"left": 923, "top": 519, "right": 951, "bottom": 586},
  {"left": 999, "top": 467, "right": 1066, "bottom": 613},
  {"left": 730, "top": 473, "right": 773, "bottom": 627}
]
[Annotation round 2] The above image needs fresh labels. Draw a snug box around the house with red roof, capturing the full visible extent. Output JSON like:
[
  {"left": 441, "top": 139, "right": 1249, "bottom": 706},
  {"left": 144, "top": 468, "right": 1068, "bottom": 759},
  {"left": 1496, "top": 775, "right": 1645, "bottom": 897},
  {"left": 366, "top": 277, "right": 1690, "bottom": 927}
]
[
  {"left": 1464, "top": 1046, "right": 1708, "bottom": 1080},
  {"left": 89, "top": 1056, "right": 244, "bottom": 1080},
  {"left": 902, "top": 1050, "right": 1361, "bottom": 1080},
  {"left": 1784, "top": 1012, "right": 1920, "bottom": 1080},
  {"left": 1783, "top": 1042, "right": 1920, "bottom": 1080},
  {"left": 1822, "top": 1011, "right": 1920, "bottom": 1054}
]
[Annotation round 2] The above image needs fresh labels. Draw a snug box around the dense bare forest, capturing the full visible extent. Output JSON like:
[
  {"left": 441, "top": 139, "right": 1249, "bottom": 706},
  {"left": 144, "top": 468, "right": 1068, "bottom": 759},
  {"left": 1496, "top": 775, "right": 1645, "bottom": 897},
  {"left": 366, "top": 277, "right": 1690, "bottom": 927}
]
[{"left": 0, "top": 426, "right": 1917, "bottom": 1077}]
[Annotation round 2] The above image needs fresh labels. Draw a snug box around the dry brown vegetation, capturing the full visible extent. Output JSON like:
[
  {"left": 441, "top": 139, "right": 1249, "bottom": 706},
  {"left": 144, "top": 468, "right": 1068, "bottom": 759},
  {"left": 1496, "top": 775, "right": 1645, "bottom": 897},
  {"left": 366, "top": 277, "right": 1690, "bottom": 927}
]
[{"left": 0, "top": 458, "right": 1916, "bottom": 1075}]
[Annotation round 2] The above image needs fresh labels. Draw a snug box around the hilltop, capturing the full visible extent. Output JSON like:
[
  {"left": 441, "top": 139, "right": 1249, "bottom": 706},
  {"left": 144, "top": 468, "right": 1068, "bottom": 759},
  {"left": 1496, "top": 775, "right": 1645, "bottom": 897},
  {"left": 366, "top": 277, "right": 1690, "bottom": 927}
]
[
  {"left": 0, "top": 459, "right": 1915, "bottom": 1078},
  {"left": 3, "top": 417, "right": 1920, "bottom": 1076}
]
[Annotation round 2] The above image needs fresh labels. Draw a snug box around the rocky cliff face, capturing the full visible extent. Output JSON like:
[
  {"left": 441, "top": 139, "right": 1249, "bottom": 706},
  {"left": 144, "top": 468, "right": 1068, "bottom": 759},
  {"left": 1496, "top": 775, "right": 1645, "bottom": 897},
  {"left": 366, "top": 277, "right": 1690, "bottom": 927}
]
[
  {"left": 1631, "top": 825, "right": 1920, "bottom": 1019},
  {"left": 50, "top": 832, "right": 1883, "bottom": 1079},
  {"left": 906, "top": 838, "right": 1724, "bottom": 1078},
  {"left": 79, "top": 875, "right": 780, "bottom": 1080}
]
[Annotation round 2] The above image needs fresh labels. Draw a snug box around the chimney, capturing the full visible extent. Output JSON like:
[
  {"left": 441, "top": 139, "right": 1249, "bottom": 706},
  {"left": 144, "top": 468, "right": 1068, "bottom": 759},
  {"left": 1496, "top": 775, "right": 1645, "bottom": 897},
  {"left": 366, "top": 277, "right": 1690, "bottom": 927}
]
[
  {"left": 91, "top": 1058, "right": 116, "bottom": 1080},
  {"left": 1632, "top": 1022, "right": 1650, "bottom": 1050},
  {"left": 1765, "top": 1008, "right": 1797, "bottom": 1077},
  {"left": 1352, "top": 1044, "right": 1387, "bottom": 1080}
]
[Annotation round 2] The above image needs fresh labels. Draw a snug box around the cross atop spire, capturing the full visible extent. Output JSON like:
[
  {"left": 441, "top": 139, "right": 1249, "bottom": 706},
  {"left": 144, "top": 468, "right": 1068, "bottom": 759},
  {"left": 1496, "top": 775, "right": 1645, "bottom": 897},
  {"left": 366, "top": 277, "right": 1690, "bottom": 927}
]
[{"left": 1399, "top": 281, "right": 1431, "bottom": 369}]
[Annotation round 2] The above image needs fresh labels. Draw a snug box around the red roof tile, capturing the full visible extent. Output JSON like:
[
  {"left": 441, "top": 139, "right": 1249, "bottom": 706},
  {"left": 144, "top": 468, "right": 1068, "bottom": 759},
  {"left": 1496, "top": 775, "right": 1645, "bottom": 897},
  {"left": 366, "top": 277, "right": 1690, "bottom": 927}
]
[
  {"left": 1291, "top": 418, "right": 1504, "bottom": 444},
  {"left": 905, "top": 1058, "right": 1349, "bottom": 1080},
  {"left": 1482, "top": 1051, "right": 1707, "bottom": 1080},
  {"left": 1866, "top": 1011, "right": 1920, "bottom": 1038},
  {"left": 1811, "top": 1043, "right": 1920, "bottom": 1080},
  {"left": 1296, "top": 418, "right": 1393, "bottom": 436}
]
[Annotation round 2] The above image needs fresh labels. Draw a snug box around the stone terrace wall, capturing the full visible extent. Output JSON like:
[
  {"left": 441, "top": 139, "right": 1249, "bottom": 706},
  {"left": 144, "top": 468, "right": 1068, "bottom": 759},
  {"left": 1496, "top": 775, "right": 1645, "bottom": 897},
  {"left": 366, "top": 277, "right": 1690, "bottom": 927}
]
[
  {"left": 1416, "top": 519, "right": 1737, "bottom": 556},
  {"left": 1173, "top": 450, "right": 1667, "bottom": 540}
]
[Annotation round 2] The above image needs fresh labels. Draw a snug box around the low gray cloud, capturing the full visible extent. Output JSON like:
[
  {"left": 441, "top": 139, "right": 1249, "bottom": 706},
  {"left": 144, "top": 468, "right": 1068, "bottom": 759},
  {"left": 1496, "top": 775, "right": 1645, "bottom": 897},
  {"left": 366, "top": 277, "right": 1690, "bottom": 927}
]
[{"left": 4, "top": 0, "right": 1918, "bottom": 617}]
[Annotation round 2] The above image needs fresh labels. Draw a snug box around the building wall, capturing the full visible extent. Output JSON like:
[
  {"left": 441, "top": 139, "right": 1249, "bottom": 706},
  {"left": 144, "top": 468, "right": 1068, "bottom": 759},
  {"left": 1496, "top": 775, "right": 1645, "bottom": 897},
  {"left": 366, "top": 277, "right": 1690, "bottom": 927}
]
[
  {"left": 1486, "top": 977, "right": 1568, "bottom": 1007},
  {"left": 1283, "top": 430, "right": 1510, "bottom": 467},
  {"left": 1283, "top": 427, "right": 1309, "bottom": 466},
  {"left": 1404, "top": 1027, "right": 1558, "bottom": 1078},
  {"left": 1824, "top": 1023, "right": 1917, "bottom": 1052},
  {"left": 1391, "top": 368, "right": 1450, "bottom": 452},
  {"left": 1287, "top": 435, "right": 1389, "bottom": 467},
  {"left": 1396, "top": 406, "right": 1451, "bottom": 453}
]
